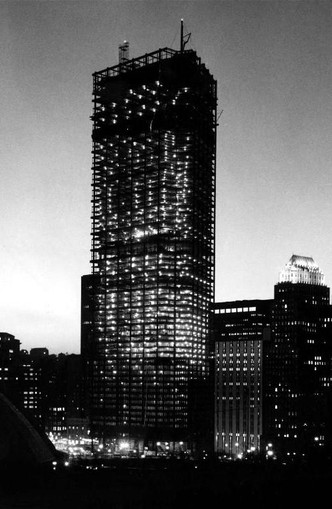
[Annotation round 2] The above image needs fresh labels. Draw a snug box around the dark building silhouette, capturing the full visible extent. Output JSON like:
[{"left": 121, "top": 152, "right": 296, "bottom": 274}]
[
  {"left": 81, "top": 275, "right": 94, "bottom": 361},
  {"left": 0, "top": 332, "right": 20, "bottom": 405},
  {"left": 81, "top": 274, "right": 97, "bottom": 440},
  {"left": 17, "top": 349, "right": 42, "bottom": 423},
  {"left": 214, "top": 300, "right": 272, "bottom": 458},
  {"left": 263, "top": 255, "right": 332, "bottom": 458},
  {"left": 65, "top": 354, "right": 87, "bottom": 439},
  {"left": 30, "top": 348, "right": 49, "bottom": 359},
  {"left": 0, "top": 334, "right": 43, "bottom": 422},
  {"left": 0, "top": 334, "right": 85, "bottom": 441},
  {"left": 30, "top": 352, "right": 85, "bottom": 437},
  {"left": 84, "top": 44, "right": 217, "bottom": 452}
]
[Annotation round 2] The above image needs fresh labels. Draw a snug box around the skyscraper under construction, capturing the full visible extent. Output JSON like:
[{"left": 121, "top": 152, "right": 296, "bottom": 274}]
[{"left": 82, "top": 37, "right": 217, "bottom": 453}]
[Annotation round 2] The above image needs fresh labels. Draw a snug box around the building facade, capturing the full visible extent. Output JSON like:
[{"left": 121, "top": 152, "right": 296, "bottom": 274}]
[
  {"left": 0, "top": 334, "right": 86, "bottom": 440},
  {"left": 85, "top": 46, "right": 217, "bottom": 451},
  {"left": 18, "top": 350, "right": 42, "bottom": 424},
  {"left": 0, "top": 332, "right": 21, "bottom": 405},
  {"left": 263, "top": 255, "right": 332, "bottom": 458},
  {"left": 214, "top": 300, "right": 272, "bottom": 458},
  {"left": 31, "top": 353, "right": 85, "bottom": 437}
]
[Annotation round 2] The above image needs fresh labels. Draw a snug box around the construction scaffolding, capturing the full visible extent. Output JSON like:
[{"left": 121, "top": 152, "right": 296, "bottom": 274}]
[{"left": 87, "top": 47, "right": 217, "bottom": 450}]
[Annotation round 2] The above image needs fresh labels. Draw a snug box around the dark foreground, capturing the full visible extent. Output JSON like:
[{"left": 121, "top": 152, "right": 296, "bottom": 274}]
[{"left": 0, "top": 457, "right": 331, "bottom": 509}]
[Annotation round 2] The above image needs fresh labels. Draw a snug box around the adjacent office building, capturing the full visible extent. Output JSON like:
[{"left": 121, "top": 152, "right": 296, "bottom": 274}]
[
  {"left": 215, "top": 256, "right": 332, "bottom": 459},
  {"left": 214, "top": 300, "right": 272, "bottom": 458},
  {"left": 83, "top": 43, "right": 217, "bottom": 451},
  {"left": 263, "top": 255, "right": 332, "bottom": 457}
]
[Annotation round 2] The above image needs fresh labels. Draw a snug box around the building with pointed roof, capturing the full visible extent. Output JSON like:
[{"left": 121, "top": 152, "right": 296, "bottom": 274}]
[
  {"left": 263, "top": 255, "right": 332, "bottom": 458},
  {"left": 279, "top": 254, "right": 325, "bottom": 286}
]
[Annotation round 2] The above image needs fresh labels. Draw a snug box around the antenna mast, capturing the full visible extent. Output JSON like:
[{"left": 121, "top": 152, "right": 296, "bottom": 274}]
[{"left": 180, "top": 19, "right": 191, "bottom": 52}]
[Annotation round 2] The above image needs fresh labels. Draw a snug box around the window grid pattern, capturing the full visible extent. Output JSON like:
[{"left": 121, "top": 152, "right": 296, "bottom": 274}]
[{"left": 89, "top": 50, "right": 217, "bottom": 441}]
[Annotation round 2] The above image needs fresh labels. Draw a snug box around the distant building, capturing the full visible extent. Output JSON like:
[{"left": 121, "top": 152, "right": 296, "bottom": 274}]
[
  {"left": 83, "top": 43, "right": 217, "bottom": 452},
  {"left": 263, "top": 255, "right": 332, "bottom": 457},
  {"left": 0, "top": 334, "right": 42, "bottom": 418},
  {"left": 0, "top": 333, "right": 20, "bottom": 359},
  {"left": 0, "top": 332, "right": 21, "bottom": 406},
  {"left": 30, "top": 353, "right": 85, "bottom": 437},
  {"left": 80, "top": 274, "right": 94, "bottom": 418},
  {"left": 18, "top": 350, "right": 42, "bottom": 423},
  {"left": 30, "top": 348, "right": 49, "bottom": 359},
  {"left": 80, "top": 275, "right": 94, "bottom": 359},
  {"left": 214, "top": 301, "right": 272, "bottom": 458},
  {"left": 0, "top": 334, "right": 86, "bottom": 439},
  {"left": 65, "top": 354, "right": 87, "bottom": 439}
]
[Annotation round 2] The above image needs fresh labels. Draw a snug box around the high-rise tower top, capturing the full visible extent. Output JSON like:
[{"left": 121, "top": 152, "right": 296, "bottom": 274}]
[
  {"left": 93, "top": 48, "right": 215, "bottom": 82},
  {"left": 279, "top": 254, "right": 325, "bottom": 286}
]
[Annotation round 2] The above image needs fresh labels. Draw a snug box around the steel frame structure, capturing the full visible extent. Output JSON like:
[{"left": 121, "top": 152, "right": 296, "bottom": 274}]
[{"left": 88, "top": 48, "right": 217, "bottom": 450}]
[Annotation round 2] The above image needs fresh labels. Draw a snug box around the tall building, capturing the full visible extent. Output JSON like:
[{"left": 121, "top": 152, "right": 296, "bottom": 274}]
[
  {"left": 84, "top": 42, "right": 217, "bottom": 452},
  {"left": 263, "top": 255, "right": 332, "bottom": 458},
  {"left": 18, "top": 349, "right": 41, "bottom": 423},
  {"left": 30, "top": 353, "right": 85, "bottom": 438},
  {"left": 0, "top": 332, "right": 20, "bottom": 405},
  {"left": 214, "top": 300, "right": 272, "bottom": 458},
  {"left": 0, "top": 335, "right": 44, "bottom": 427}
]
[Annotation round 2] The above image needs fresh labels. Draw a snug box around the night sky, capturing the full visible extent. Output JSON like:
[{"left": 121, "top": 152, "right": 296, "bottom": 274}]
[{"left": 1, "top": 1, "right": 331, "bottom": 353}]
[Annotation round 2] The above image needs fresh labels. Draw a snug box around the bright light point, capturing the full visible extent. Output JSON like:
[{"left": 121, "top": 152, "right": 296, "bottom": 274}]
[
  {"left": 134, "top": 229, "right": 145, "bottom": 238},
  {"left": 267, "top": 450, "right": 274, "bottom": 457},
  {"left": 119, "top": 440, "right": 130, "bottom": 451}
]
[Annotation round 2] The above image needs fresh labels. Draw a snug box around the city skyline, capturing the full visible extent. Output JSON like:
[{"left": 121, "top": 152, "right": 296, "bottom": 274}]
[{"left": 1, "top": 1, "right": 332, "bottom": 353}]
